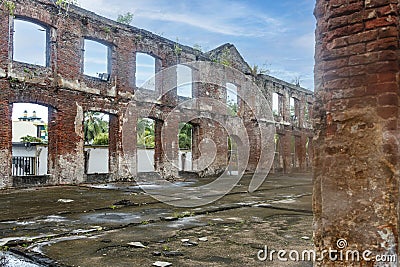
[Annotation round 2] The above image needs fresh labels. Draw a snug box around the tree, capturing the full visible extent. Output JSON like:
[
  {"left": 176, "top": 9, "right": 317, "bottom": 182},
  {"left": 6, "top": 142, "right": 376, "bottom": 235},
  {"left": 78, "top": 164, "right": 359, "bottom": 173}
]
[
  {"left": 117, "top": 12, "right": 134, "bottom": 25},
  {"left": 178, "top": 123, "right": 192, "bottom": 150},
  {"left": 250, "top": 62, "right": 270, "bottom": 76},
  {"left": 21, "top": 135, "right": 45, "bottom": 144},
  {"left": 84, "top": 112, "right": 108, "bottom": 144},
  {"left": 227, "top": 102, "right": 238, "bottom": 116},
  {"left": 137, "top": 118, "right": 155, "bottom": 148},
  {"left": 93, "top": 132, "right": 109, "bottom": 145}
]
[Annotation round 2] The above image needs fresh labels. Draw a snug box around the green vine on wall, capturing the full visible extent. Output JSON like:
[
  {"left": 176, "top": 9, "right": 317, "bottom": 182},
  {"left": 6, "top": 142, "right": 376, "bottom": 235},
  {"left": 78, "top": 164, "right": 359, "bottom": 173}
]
[
  {"left": 54, "top": 0, "right": 78, "bottom": 15},
  {"left": 219, "top": 47, "right": 232, "bottom": 67},
  {"left": 117, "top": 12, "right": 134, "bottom": 25},
  {"left": 174, "top": 38, "right": 182, "bottom": 58},
  {"left": 0, "top": 0, "right": 16, "bottom": 16},
  {"left": 210, "top": 47, "right": 232, "bottom": 67}
]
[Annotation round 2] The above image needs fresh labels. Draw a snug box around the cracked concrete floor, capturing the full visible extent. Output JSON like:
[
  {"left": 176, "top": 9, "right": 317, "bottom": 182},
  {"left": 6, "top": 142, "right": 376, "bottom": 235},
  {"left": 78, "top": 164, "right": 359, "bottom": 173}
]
[{"left": 0, "top": 173, "right": 313, "bottom": 267}]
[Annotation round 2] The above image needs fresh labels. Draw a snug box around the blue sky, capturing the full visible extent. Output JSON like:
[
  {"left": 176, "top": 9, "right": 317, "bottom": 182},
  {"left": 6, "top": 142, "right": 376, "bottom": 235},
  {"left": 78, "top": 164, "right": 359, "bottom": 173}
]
[
  {"left": 78, "top": 0, "right": 316, "bottom": 90},
  {"left": 12, "top": 0, "right": 316, "bottom": 121}
]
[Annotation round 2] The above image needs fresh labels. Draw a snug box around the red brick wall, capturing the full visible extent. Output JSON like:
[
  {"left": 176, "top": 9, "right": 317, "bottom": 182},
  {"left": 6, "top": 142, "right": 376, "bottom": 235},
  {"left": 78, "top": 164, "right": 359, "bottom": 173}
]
[
  {"left": 314, "top": 0, "right": 399, "bottom": 265},
  {"left": 0, "top": 0, "right": 314, "bottom": 188}
]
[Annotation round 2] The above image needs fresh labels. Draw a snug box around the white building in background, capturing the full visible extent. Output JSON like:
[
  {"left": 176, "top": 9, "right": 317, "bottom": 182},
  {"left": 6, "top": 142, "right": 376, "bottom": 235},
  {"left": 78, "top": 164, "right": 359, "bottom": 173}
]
[
  {"left": 12, "top": 110, "right": 48, "bottom": 176},
  {"left": 12, "top": 110, "right": 47, "bottom": 142}
]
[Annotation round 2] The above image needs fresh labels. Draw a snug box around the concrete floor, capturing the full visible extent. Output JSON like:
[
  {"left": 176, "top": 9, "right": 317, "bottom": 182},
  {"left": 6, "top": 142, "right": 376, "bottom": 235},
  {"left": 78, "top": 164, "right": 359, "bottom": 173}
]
[{"left": 0, "top": 173, "right": 313, "bottom": 267}]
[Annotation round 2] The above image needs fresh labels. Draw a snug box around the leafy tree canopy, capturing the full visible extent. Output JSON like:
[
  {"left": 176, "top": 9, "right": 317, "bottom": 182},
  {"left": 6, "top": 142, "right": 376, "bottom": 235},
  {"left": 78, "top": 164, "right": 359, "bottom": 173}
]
[
  {"left": 84, "top": 111, "right": 109, "bottom": 145},
  {"left": 178, "top": 123, "right": 192, "bottom": 150},
  {"left": 21, "top": 135, "right": 45, "bottom": 144},
  {"left": 137, "top": 118, "right": 155, "bottom": 148}
]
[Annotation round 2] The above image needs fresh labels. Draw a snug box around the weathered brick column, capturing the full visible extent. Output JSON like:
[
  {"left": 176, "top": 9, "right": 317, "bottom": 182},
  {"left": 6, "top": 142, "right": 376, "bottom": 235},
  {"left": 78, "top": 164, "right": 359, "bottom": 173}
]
[
  {"left": 48, "top": 103, "right": 85, "bottom": 185},
  {"left": 0, "top": 82, "right": 12, "bottom": 188},
  {"left": 314, "top": 1, "right": 399, "bottom": 266}
]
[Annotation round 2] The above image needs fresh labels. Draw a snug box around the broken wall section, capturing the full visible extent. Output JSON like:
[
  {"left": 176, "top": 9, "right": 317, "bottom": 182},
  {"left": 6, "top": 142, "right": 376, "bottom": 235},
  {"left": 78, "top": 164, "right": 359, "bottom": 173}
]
[{"left": 0, "top": 0, "right": 314, "bottom": 188}]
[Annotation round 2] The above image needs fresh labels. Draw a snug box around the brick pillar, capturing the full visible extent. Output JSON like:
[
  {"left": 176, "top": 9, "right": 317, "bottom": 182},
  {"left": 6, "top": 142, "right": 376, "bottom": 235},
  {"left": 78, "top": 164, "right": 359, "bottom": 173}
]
[
  {"left": 314, "top": 1, "right": 399, "bottom": 266},
  {"left": 156, "top": 118, "right": 179, "bottom": 178},
  {"left": 154, "top": 119, "right": 163, "bottom": 172},
  {"left": 307, "top": 135, "right": 313, "bottom": 170},
  {"left": 191, "top": 123, "right": 201, "bottom": 171},
  {"left": 48, "top": 103, "right": 84, "bottom": 184},
  {"left": 202, "top": 120, "right": 228, "bottom": 175},
  {"left": 297, "top": 134, "right": 306, "bottom": 171},
  {"left": 282, "top": 91, "right": 290, "bottom": 122},
  {"left": 0, "top": 10, "right": 9, "bottom": 75},
  {"left": 0, "top": 82, "right": 11, "bottom": 188},
  {"left": 281, "top": 131, "right": 291, "bottom": 174},
  {"left": 245, "top": 120, "right": 261, "bottom": 173},
  {"left": 119, "top": 105, "right": 137, "bottom": 179},
  {"left": 108, "top": 114, "right": 119, "bottom": 181}
]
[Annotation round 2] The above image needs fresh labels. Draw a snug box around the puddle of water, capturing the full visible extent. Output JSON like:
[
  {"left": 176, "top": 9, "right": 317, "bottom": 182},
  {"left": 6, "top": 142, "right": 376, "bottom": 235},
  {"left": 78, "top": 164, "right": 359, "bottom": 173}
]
[
  {"left": 159, "top": 216, "right": 206, "bottom": 229},
  {"left": 0, "top": 251, "right": 44, "bottom": 267},
  {"left": 0, "top": 221, "right": 36, "bottom": 226},
  {"left": 15, "top": 221, "right": 36, "bottom": 226},
  {"left": 81, "top": 209, "right": 170, "bottom": 224},
  {"left": 82, "top": 212, "right": 141, "bottom": 224},
  {"left": 236, "top": 201, "right": 259, "bottom": 206},
  {"left": 272, "top": 199, "right": 296, "bottom": 204},
  {"left": 0, "top": 215, "right": 68, "bottom": 228},
  {"left": 87, "top": 181, "right": 196, "bottom": 192},
  {"left": 40, "top": 215, "right": 68, "bottom": 223},
  {"left": 0, "top": 221, "right": 17, "bottom": 224}
]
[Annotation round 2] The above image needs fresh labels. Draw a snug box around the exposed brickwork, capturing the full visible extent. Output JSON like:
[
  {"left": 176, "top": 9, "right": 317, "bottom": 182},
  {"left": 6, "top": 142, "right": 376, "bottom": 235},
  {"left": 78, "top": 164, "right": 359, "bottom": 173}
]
[
  {"left": 314, "top": 0, "right": 399, "bottom": 265},
  {"left": 0, "top": 0, "right": 314, "bottom": 188}
]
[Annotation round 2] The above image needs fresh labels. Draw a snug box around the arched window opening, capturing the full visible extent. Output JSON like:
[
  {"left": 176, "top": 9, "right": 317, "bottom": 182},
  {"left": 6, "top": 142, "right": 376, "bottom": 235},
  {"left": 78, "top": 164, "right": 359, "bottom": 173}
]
[
  {"left": 291, "top": 135, "right": 295, "bottom": 168},
  {"left": 83, "top": 39, "right": 111, "bottom": 80},
  {"left": 177, "top": 65, "right": 193, "bottom": 99},
  {"left": 13, "top": 19, "right": 49, "bottom": 66},
  {"left": 273, "top": 134, "right": 282, "bottom": 171},
  {"left": 227, "top": 136, "right": 238, "bottom": 175},
  {"left": 306, "top": 137, "right": 312, "bottom": 168},
  {"left": 137, "top": 118, "right": 156, "bottom": 172},
  {"left": 178, "top": 122, "right": 193, "bottom": 171},
  {"left": 272, "top": 93, "right": 279, "bottom": 116},
  {"left": 226, "top": 83, "right": 238, "bottom": 116},
  {"left": 136, "top": 53, "right": 156, "bottom": 90},
  {"left": 83, "top": 111, "right": 110, "bottom": 174},
  {"left": 290, "top": 97, "right": 295, "bottom": 118},
  {"left": 290, "top": 97, "right": 300, "bottom": 126},
  {"left": 12, "top": 103, "right": 49, "bottom": 176},
  {"left": 304, "top": 102, "right": 310, "bottom": 121}
]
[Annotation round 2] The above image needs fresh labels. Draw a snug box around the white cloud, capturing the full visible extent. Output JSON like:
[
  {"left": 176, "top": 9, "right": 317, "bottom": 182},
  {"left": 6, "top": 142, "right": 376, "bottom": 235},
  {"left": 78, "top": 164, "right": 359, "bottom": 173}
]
[
  {"left": 135, "top": 10, "right": 281, "bottom": 37},
  {"left": 292, "top": 32, "right": 315, "bottom": 53},
  {"left": 78, "top": 0, "right": 284, "bottom": 38}
]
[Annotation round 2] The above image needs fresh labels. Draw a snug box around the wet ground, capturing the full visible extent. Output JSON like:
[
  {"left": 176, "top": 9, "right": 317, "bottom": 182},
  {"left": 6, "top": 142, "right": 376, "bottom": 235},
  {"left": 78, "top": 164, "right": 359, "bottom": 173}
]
[{"left": 0, "top": 173, "right": 313, "bottom": 267}]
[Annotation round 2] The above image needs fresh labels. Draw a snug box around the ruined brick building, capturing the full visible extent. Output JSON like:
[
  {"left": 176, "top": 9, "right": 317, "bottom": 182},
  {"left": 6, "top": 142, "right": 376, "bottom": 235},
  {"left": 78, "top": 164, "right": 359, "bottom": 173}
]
[{"left": 0, "top": 0, "right": 313, "bottom": 188}]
